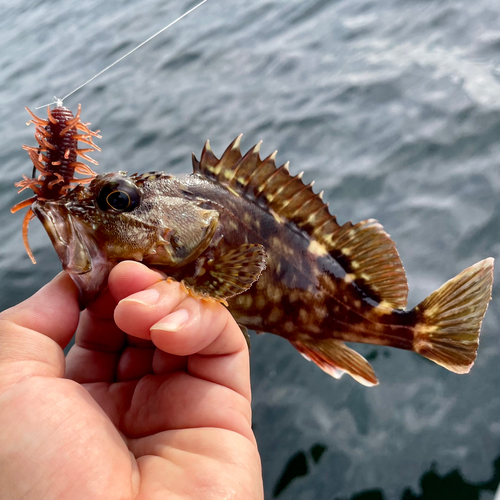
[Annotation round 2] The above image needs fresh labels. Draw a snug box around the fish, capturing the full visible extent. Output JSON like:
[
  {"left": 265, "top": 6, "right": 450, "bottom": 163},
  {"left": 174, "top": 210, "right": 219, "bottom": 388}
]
[{"left": 26, "top": 135, "right": 494, "bottom": 386}]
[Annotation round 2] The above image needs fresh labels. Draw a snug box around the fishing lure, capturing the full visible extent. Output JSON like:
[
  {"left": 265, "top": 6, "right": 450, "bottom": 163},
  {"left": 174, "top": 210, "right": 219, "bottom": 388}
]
[
  {"left": 11, "top": 104, "right": 100, "bottom": 263},
  {"left": 11, "top": 0, "right": 208, "bottom": 264}
]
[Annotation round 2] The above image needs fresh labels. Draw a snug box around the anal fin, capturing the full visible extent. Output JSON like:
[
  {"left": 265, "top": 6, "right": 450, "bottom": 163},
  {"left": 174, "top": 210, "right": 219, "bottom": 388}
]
[
  {"left": 291, "top": 337, "right": 379, "bottom": 386},
  {"left": 181, "top": 243, "right": 267, "bottom": 304}
]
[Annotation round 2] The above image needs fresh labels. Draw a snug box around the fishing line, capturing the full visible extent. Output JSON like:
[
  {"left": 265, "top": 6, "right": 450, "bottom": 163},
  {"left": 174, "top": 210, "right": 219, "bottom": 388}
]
[{"left": 36, "top": 0, "right": 209, "bottom": 109}]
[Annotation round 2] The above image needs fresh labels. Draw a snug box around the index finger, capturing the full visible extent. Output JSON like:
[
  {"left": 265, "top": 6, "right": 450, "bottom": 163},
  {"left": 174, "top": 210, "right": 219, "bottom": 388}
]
[
  {"left": 65, "top": 262, "right": 166, "bottom": 383},
  {"left": 112, "top": 264, "right": 251, "bottom": 401},
  {"left": 73, "top": 261, "right": 165, "bottom": 352}
]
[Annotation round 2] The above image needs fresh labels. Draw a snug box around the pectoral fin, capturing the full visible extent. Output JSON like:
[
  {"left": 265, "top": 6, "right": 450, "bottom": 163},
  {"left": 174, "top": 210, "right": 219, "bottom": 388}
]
[
  {"left": 181, "top": 243, "right": 267, "bottom": 305},
  {"left": 291, "top": 337, "right": 379, "bottom": 386}
]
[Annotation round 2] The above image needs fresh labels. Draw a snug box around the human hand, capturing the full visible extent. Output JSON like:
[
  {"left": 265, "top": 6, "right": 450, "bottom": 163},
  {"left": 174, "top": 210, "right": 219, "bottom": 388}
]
[{"left": 0, "top": 261, "right": 263, "bottom": 499}]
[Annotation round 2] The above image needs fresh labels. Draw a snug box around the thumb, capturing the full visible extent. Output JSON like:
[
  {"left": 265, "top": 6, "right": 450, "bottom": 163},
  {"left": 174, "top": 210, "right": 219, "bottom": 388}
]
[{"left": 0, "top": 272, "right": 80, "bottom": 387}]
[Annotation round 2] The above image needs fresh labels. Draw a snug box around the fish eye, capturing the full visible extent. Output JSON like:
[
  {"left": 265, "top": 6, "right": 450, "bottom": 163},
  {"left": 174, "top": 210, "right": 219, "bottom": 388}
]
[{"left": 96, "top": 178, "right": 141, "bottom": 213}]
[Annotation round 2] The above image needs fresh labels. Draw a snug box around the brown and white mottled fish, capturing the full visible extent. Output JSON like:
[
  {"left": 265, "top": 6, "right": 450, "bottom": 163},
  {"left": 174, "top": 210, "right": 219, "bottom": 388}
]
[{"left": 27, "top": 136, "right": 494, "bottom": 385}]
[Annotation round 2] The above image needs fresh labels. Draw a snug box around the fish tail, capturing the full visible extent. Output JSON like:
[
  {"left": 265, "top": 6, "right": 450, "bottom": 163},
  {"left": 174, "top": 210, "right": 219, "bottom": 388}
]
[{"left": 412, "top": 258, "right": 494, "bottom": 373}]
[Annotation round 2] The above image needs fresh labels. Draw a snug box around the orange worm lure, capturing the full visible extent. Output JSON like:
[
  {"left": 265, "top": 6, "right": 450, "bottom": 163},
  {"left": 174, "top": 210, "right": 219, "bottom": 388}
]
[
  {"left": 12, "top": 1, "right": 208, "bottom": 264},
  {"left": 11, "top": 104, "right": 101, "bottom": 263}
]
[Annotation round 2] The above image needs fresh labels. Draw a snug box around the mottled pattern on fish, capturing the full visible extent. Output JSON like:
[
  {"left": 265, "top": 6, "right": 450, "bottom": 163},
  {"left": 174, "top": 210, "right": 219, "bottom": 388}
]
[{"left": 29, "top": 136, "right": 494, "bottom": 385}]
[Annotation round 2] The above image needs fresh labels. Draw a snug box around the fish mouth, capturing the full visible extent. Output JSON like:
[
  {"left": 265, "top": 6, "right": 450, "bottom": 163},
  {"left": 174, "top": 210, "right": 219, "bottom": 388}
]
[
  {"left": 32, "top": 200, "right": 113, "bottom": 308},
  {"left": 32, "top": 201, "right": 91, "bottom": 274}
]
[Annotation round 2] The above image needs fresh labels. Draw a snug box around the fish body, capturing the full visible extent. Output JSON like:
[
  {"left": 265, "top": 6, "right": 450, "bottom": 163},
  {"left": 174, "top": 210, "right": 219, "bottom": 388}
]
[{"left": 30, "top": 136, "right": 494, "bottom": 385}]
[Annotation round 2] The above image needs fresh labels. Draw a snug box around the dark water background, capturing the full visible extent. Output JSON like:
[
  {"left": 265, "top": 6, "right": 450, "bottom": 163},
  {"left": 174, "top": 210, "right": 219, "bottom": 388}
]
[{"left": 1, "top": 0, "right": 500, "bottom": 498}]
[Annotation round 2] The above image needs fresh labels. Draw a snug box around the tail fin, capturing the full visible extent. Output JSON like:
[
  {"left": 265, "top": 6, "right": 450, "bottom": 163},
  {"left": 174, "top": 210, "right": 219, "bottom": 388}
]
[{"left": 412, "top": 258, "right": 494, "bottom": 374}]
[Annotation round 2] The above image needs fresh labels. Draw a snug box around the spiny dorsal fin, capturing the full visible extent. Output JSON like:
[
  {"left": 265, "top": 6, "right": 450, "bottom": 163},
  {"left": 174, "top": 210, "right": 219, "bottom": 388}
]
[{"left": 193, "top": 137, "right": 408, "bottom": 309}]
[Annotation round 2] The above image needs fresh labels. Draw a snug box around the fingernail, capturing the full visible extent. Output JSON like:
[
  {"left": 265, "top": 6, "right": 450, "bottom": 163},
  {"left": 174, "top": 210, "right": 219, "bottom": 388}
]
[
  {"left": 151, "top": 309, "right": 189, "bottom": 332},
  {"left": 122, "top": 288, "right": 160, "bottom": 306}
]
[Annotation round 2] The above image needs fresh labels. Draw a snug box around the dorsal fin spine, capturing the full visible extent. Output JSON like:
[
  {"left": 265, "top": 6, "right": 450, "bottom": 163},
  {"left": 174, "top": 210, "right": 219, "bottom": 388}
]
[
  {"left": 219, "top": 134, "right": 243, "bottom": 174},
  {"left": 200, "top": 140, "right": 219, "bottom": 171},
  {"left": 288, "top": 187, "right": 316, "bottom": 219},
  {"left": 298, "top": 202, "right": 326, "bottom": 228},
  {"left": 240, "top": 153, "right": 262, "bottom": 186},
  {"left": 266, "top": 169, "right": 296, "bottom": 198},
  {"left": 231, "top": 134, "right": 243, "bottom": 151},
  {"left": 192, "top": 136, "right": 409, "bottom": 309},
  {"left": 229, "top": 154, "right": 245, "bottom": 178},
  {"left": 312, "top": 211, "right": 335, "bottom": 237},
  {"left": 260, "top": 151, "right": 278, "bottom": 171},
  {"left": 255, "top": 162, "right": 284, "bottom": 198},
  {"left": 278, "top": 180, "right": 311, "bottom": 212}
]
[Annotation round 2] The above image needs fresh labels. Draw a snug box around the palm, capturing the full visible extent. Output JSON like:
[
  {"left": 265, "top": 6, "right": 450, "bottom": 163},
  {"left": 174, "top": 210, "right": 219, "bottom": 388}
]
[{"left": 0, "top": 262, "right": 262, "bottom": 500}]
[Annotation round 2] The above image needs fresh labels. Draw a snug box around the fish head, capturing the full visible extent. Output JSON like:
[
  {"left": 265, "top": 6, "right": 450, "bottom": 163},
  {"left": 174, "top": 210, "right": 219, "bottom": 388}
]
[{"left": 32, "top": 172, "right": 219, "bottom": 307}]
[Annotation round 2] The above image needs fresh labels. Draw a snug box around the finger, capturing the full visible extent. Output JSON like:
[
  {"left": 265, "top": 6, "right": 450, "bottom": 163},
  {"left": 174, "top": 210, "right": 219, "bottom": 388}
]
[
  {"left": 66, "top": 262, "right": 168, "bottom": 384},
  {"left": 129, "top": 427, "right": 260, "bottom": 466},
  {"left": 75, "top": 289, "right": 124, "bottom": 351},
  {"left": 108, "top": 261, "right": 167, "bottom": 302},
  {"left": 66, "top": 263, "right": 166, "bottom": 384},
  {"left": 115, "top": 281, "right": 245, "bottom": 356},
  {"left": 114, "top": 280, "right": 250, "bottom": 400},
  {"left": 66, "top": 343, "right": 158, "bottom": 384},
  {"left": 0, "top": 272, "right": 80, "bottom": 383},
  {"left": 65, "top": 287, "right": 124, "bottom": 383},
  {"left": 152, "top": 349, "right": 187, "bottom": 376},
  {"left": 65, "top": 344, "right": 120, "bottom": 384},
  {"left": 121, "top": 372, "right": 254, "bottom": 444},
  {"left": 116, "top": 346, "right": 155, "bottom": 382},
  {"left": 76, "top": 260, "right": 163, "bottom": 351},
  {"left": 128, "top": 428, "right": 262, "bottom": 493}
]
